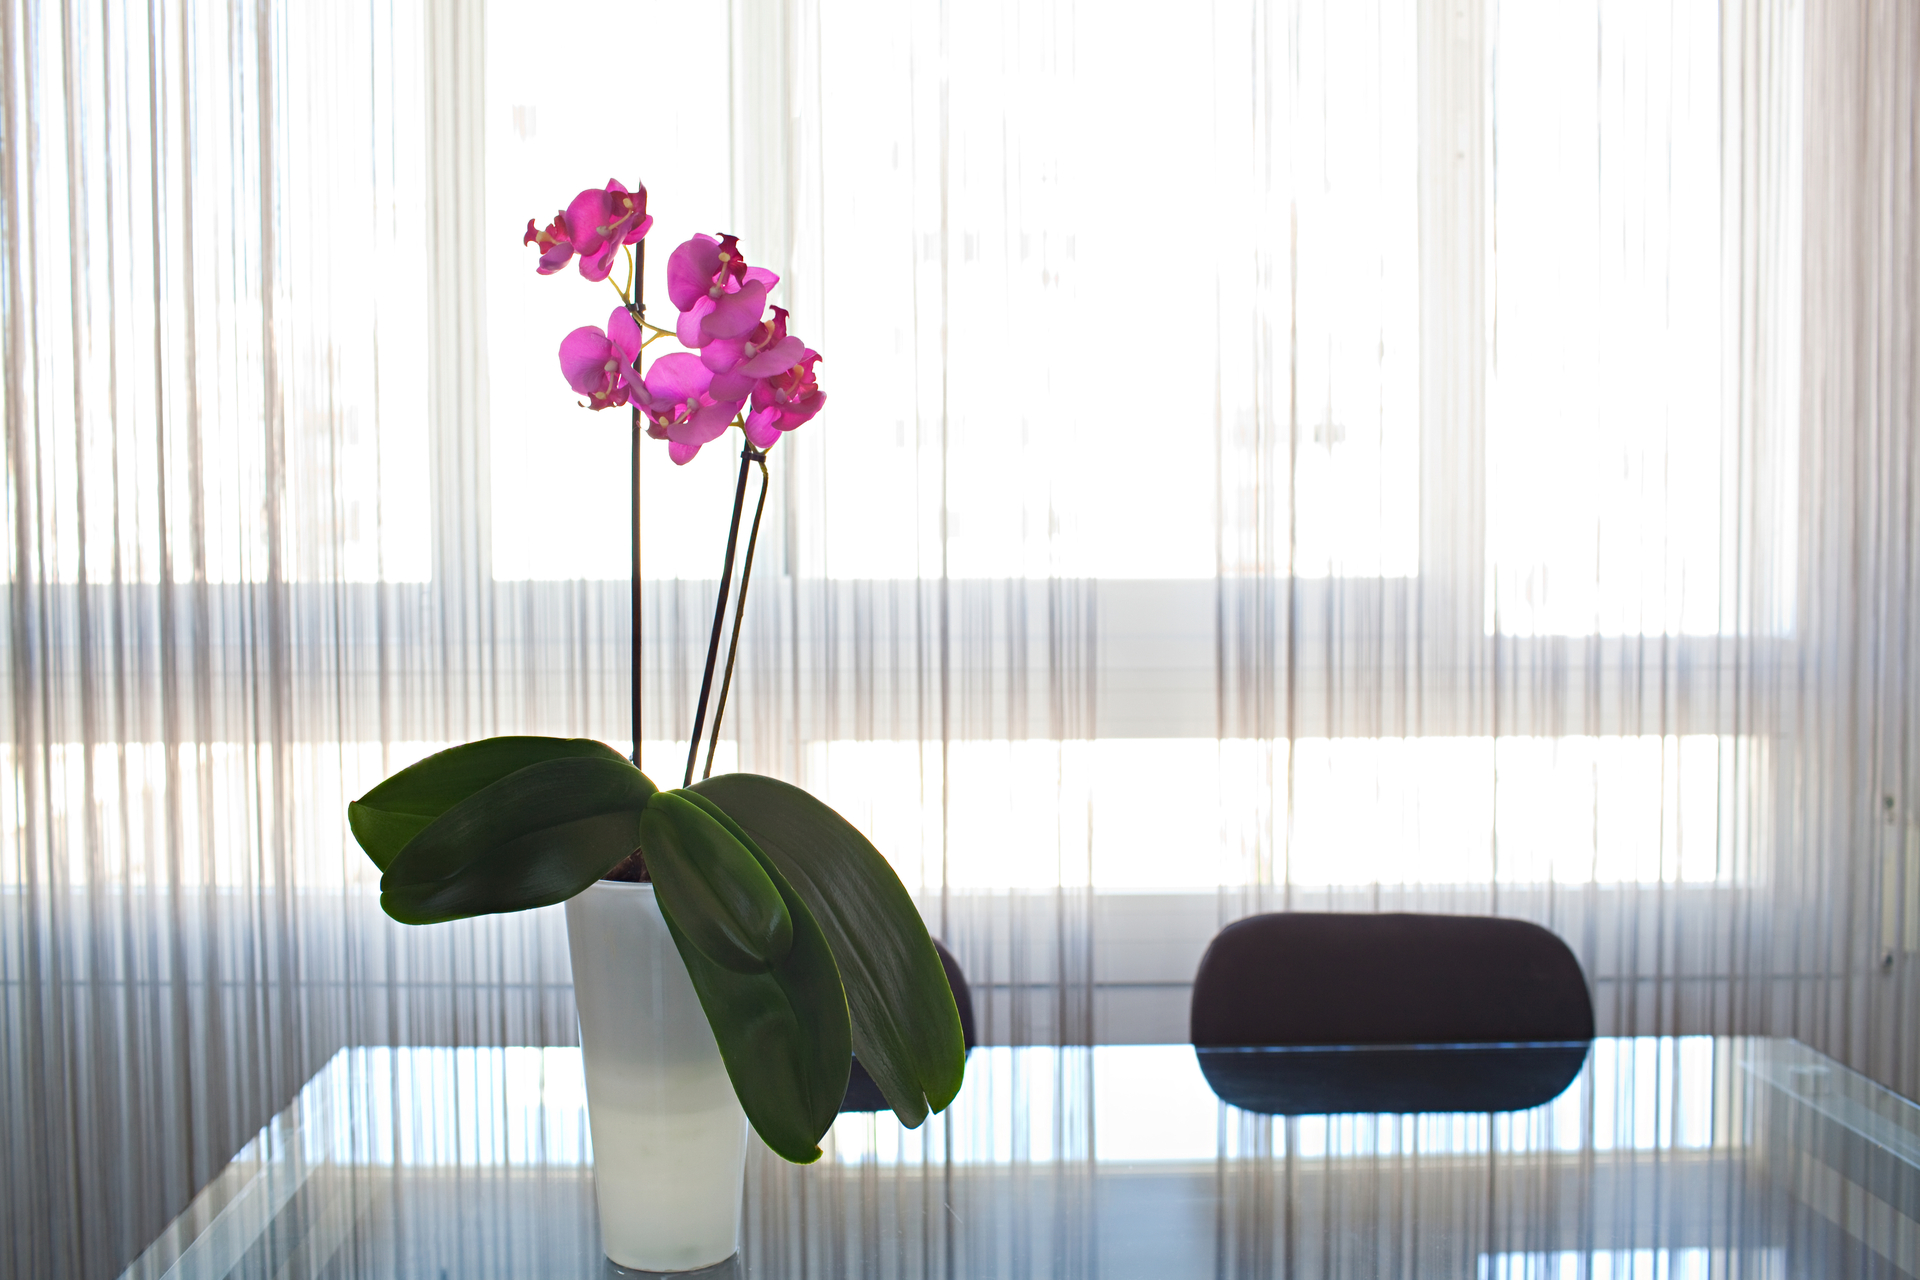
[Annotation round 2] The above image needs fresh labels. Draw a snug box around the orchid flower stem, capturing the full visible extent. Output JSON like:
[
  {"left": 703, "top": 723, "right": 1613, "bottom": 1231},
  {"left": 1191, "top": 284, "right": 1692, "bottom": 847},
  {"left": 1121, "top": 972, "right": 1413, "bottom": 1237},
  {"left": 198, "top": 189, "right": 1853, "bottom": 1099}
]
[
  {"left": 630, "top": 238, "right": 646, "bottom": 766},
  {"left": 702, "top": 454, "right": 770, "bottom": 781},
  {"left": 684, "top": 441, "right": 767, "bottom": 788}
]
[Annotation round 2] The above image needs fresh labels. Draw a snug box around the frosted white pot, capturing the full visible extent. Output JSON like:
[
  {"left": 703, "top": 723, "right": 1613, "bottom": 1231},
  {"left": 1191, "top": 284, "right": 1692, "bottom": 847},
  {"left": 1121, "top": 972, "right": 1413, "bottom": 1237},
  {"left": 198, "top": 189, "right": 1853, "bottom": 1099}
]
[{"left": 566, "top": 881, "right": 749, "bottom": 1272}]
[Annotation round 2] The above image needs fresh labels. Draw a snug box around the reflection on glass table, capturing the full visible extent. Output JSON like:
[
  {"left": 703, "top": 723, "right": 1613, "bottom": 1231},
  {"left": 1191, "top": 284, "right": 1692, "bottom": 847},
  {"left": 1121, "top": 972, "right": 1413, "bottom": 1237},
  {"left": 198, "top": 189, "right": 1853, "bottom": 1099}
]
[
  {"left": 121, "top": 1038, "right": 1919, "bottom": 1279},
  {"left": 1193, "top": 1041, "right": 1592, "bottom": 1115}
]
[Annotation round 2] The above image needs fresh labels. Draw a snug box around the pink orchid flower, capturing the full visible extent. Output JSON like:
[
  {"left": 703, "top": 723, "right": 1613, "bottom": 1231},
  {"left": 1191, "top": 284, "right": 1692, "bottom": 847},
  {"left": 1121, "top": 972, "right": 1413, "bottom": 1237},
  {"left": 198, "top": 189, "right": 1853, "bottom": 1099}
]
[
  {"left": 667, "top": 234, "right": 779, "bottom": 350},
  {"left": 557, "top": 307, "right": 645, "bottom": 411},
  {"left": 565, "top": 180, "right": 654, "bottom": 283},
  {"left": 702, "top": 306, "right": 808, "bottom": 401},
  {"left": 632, "top": 353, "right": 746, "bottom": 465},
  {"left": 523, "top": 211, "right": 574, "bottom": 275},
  {"left": 743, "top": 349, "right": 825, "bottom": 448}
]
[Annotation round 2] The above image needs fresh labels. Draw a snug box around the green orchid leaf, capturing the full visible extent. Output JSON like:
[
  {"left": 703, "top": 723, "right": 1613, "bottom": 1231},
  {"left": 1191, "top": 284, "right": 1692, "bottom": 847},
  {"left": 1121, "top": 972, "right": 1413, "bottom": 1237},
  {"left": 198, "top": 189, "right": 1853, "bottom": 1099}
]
[
  {"left": 350, "top": 736, "right": 631, "bottom": 871},
  {"left": 379, "top": 756, "right": 657, "bottom": 924},
  {"left": 688, "top": 774, "right": 966, "bottom": 1128},
  {"left": 348, "top": 804, "right": 436, "bottom": 872},
  {"left": 639, "top": 793, "right": 793, "bottom": 974},
  {"left": 651, "top": 825, "right": 850, "bottom": 1163}
]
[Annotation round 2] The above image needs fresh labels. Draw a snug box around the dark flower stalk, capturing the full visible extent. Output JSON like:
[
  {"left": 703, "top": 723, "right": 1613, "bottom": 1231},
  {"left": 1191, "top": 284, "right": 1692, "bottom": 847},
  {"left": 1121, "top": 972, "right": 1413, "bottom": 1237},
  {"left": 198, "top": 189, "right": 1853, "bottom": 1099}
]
[
  {"left": 630, "top": 241, "right": 646, "bottom": 765},
  {"left": 703, "top": 455, "right": 771, "bottom": 780},
  {"left": 684, "top": 443, "right": 764, "bottom": 788}
]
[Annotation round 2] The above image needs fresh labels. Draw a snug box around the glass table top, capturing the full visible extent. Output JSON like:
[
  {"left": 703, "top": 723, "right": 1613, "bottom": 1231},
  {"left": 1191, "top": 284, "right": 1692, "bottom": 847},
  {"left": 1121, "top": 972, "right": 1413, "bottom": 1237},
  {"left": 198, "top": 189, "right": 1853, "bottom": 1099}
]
[{"left": 119, "top": 1037, "right": 1920, "bottom": 1279}]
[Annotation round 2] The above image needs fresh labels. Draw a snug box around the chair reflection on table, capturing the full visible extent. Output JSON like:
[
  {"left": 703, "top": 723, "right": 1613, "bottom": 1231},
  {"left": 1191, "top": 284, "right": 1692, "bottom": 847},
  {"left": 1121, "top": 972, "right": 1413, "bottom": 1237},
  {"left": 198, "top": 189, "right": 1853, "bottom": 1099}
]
[
  {"left": 1190, "top": 912, "right": 1594, "bottom": 1115},
  {"left": 1194, "top": 1040, "right": 1591, "bottom": 1114}
]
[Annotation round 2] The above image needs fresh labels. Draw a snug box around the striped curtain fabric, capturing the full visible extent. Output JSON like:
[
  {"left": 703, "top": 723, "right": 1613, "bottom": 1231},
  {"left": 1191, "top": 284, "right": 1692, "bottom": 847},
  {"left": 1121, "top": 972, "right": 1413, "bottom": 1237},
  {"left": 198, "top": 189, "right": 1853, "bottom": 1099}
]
[{"left": 3, "top": 1, "right": 1915, "bottom": 1276}]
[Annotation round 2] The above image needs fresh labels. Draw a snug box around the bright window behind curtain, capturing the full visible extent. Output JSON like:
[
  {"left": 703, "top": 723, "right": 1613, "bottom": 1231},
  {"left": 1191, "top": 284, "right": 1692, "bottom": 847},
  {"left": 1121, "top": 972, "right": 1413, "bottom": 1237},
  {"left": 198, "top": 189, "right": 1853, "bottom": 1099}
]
[
  {"left": 484, "top": 0, "right": 744, "bottom": 581},
  {"left": 796, "top": 0, "right": 1420, "bottom": 580},
  {"left": 1486, "top": 0, "right": 1786, "bottom": 637},
  {"left": 482, "top": 0, "right": 1421, "bottom": 583},
  {"left": 465, "top": 0, "right": 1787, "bottom": 894},
  {"left": 5, "top": 0, "right": 431, "bottom": 585}
]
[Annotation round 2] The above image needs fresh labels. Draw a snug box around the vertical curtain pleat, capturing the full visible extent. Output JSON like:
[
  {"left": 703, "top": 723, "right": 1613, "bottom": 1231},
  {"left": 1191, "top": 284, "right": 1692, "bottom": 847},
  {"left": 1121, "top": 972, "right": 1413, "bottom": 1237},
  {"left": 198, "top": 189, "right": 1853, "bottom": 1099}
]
[{"left": 1795, "top": 0, "right": 1919, "bottom": 1092}]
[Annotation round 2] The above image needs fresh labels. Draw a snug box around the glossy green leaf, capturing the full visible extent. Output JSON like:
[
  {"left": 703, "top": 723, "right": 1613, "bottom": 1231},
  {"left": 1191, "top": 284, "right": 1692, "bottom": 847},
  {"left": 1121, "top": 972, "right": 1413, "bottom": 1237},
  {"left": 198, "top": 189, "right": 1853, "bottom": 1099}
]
[
  {"left": 652, "top": 832, "right": 850, "bottom": 1163},
  {"left": 638, "top": 793, "right": 793, "bottom": 973},
  {"left": 349, "top": 736, "right": 631, "bottom": 871},
  {"left": 378, "top": 756, "right": 658, "bottom": 924},
  {"left": 689, "top": 774, "right": 966, "bottom": 1128}
]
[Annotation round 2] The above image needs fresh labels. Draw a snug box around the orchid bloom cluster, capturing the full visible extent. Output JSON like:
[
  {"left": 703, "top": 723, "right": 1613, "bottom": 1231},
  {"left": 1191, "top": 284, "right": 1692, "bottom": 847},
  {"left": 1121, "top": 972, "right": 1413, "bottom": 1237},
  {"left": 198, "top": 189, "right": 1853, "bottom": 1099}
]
[{"left": 527, "top": 178, "right": 826, "bottom": 465}]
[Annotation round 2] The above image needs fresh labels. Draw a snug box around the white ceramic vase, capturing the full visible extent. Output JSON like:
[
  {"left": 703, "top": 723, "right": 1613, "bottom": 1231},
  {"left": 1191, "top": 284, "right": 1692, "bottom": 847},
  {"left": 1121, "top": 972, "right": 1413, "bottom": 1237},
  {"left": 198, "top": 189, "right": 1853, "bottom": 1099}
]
[{"left": 565, "top": 880, "right": 749, "bottom": 1272}]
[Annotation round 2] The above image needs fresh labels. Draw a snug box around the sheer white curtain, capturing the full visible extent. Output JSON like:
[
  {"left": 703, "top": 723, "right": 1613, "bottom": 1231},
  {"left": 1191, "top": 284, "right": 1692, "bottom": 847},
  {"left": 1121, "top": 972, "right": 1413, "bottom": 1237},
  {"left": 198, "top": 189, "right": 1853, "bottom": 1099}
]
[
  {"left": 1795, "top": 0, "right": 1920, "bottom": 1092},
  {"left": 4, "top": 1, "right": 1917, "bottom": 1276},
  {"left": 708, "top": 0, "right": 1815, "bottom": 1047}
]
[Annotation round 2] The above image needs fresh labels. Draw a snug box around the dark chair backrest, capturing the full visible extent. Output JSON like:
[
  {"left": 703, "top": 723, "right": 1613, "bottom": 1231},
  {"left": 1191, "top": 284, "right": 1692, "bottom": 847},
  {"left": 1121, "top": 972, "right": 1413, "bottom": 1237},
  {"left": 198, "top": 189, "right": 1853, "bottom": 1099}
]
[
  {"left": 840, "top": 939, "right": 975, "bottom": 1113},
  {"left": 1190, "top": 912, "right": 1593, "bottom": 1048}
]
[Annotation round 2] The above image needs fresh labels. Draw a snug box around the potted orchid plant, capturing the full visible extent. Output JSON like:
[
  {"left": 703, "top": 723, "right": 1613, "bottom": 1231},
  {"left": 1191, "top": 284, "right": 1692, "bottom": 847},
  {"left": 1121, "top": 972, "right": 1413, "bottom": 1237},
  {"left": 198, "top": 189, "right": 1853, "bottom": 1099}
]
[{"left": 347, "top": 178, "right": 965, "bottom": 1272}]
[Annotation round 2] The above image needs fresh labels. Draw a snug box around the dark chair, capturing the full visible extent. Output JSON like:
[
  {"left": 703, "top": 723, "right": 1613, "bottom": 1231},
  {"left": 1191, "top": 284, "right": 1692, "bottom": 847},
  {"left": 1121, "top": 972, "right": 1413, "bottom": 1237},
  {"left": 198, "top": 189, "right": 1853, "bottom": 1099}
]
[
  {"left": 840, "top": 939, "right": 976, "bottom": 1113},
  {"left": 1189, "top": 912, "right": 1593, "bottom": 1114}
]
